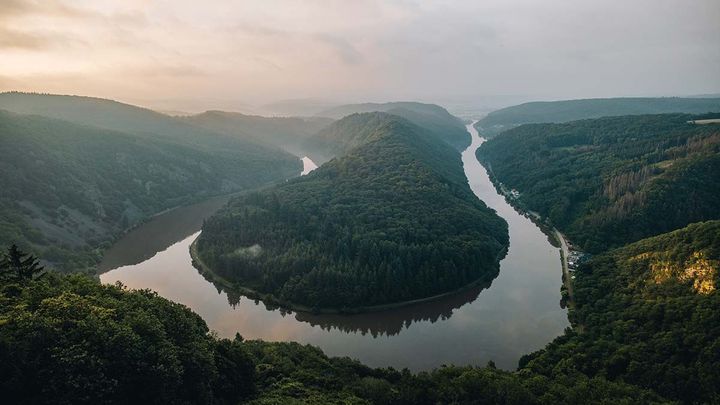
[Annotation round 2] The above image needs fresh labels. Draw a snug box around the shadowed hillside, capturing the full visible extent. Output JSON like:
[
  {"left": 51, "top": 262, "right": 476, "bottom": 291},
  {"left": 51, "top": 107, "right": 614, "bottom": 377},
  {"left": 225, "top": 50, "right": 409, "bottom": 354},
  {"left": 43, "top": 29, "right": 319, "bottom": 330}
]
[{"left": 0, "top": 109, "right": 300, "bottom": 271}]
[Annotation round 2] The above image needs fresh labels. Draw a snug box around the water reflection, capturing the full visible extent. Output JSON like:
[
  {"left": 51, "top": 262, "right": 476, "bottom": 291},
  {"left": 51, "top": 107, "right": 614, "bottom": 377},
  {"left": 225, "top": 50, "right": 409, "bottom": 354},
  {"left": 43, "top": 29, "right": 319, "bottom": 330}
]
[
  {"left": 294, "top": 279, "right": 494, "bottom": 337},
  {"left": 101, "top": 123, "right": 569, "bottom": 371},
  {"left": 98, "top": 195, "right": 231, "bottom": 272},
  {"left": 207, "top": 272, "right": 495, "bottom": 337}
]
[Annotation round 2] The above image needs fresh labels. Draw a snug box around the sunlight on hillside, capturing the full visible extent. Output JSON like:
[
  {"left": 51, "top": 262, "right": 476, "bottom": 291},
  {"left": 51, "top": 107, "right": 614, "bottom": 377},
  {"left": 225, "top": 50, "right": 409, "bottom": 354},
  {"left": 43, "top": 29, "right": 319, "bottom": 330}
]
[{"left": 636, "top": 251, "right": 717, "bottom": 294}]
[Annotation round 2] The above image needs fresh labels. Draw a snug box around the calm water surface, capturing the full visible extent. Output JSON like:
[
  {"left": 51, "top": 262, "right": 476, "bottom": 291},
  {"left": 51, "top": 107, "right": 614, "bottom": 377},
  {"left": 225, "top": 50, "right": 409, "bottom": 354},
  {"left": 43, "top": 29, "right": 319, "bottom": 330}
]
[{"left": 100, "top": 123, "right": 568, "bottom": 370}]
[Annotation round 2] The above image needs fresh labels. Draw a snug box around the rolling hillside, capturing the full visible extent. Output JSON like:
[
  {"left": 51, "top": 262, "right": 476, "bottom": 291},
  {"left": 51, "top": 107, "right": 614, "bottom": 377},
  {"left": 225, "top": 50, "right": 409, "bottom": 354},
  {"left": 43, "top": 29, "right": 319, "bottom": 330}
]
[
  {"left": 0, "top": 109, "right": 300, "bottom": 271},
  {"left": 476, "top": 97, "right": 720, "bottom": 138},
  {"left": 0, "top": 92, "right": 290, "bottom": 155},
  {"left": 317, "top": 102, "right": 470, "bottom": 150},
  {"left": 180, "top": 111, "right": 333, "bottom": 155},
  {"left": 521, "top": 220, "right": 720, "bottom": 404},
  {"left": 476, "top": 113, "right": 720, "bottom": 252}
]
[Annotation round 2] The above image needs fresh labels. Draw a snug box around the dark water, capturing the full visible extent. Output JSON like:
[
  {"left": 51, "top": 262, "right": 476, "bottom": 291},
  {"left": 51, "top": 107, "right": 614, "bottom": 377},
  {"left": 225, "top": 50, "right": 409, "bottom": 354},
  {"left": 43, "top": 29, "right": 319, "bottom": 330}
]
[{"left": 100, "top": 123, "right": 568, "bottom": 371}]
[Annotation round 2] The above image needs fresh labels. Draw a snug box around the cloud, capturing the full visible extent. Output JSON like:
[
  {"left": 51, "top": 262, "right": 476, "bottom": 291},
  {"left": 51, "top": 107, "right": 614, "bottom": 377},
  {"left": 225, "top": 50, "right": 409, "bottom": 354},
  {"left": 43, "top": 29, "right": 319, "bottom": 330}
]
[
  {"left": 0, "top": 0, "right": 29, "bottom": 20},
  {"left": 0, "top": 0, "right": 90, "bottom": 21},
  {"left": 0, "top": 0, "right": 718, "bottom": 106},
  {"left": 0, "top": 27, "right": 49, "bottom": 49},
  {"left": 313, "top": 34, "right": 363, "bottom": 65}
]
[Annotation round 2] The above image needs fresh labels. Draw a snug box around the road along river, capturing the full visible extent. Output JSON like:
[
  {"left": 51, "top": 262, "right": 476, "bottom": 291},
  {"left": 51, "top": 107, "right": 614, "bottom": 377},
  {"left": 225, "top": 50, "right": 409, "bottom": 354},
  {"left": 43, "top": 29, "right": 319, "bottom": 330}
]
[{"left": 100, "top": 124, "right": 568, "bottom": 370}]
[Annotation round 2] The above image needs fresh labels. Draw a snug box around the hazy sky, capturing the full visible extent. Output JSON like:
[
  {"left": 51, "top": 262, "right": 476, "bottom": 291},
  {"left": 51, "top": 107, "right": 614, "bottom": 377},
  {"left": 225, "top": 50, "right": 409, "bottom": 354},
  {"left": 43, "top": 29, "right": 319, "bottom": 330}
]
[{"left": 1, "top": 0, "right": 718, "bottom": 110}]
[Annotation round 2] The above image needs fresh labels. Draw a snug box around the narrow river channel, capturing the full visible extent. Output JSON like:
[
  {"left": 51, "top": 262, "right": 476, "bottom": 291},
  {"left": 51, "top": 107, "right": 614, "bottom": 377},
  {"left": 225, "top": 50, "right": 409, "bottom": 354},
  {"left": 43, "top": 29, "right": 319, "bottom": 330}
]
[{"left": 100, "top": 124, "right": 568, "bottom": 370}]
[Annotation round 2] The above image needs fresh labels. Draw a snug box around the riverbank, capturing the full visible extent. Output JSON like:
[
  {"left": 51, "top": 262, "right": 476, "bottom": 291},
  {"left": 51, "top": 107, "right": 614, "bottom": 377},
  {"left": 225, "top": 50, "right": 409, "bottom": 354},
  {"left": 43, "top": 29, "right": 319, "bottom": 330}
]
[
  {"left": 190, "top": 236, "right": 508, "bottom": 315},
  {"left": 477, "top": 151, "right": 577, "bottom": 310},
  {"left": 101, "top": 121, "right": 569, "bottom": 370}
]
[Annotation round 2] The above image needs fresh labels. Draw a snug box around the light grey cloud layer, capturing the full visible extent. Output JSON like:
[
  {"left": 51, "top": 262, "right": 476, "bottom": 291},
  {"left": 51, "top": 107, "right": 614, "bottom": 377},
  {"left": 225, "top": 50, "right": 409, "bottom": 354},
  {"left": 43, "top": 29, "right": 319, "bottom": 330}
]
[{"left": 1, "top": 0, "right": 718, "bottom": 110}]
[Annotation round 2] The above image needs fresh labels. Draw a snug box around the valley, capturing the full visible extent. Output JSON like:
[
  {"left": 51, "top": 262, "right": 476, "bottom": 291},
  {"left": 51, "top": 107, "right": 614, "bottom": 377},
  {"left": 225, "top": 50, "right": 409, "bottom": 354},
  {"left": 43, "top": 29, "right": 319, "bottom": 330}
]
[{"left": 99, "top": 121, "right": 569, "bottom": 371}]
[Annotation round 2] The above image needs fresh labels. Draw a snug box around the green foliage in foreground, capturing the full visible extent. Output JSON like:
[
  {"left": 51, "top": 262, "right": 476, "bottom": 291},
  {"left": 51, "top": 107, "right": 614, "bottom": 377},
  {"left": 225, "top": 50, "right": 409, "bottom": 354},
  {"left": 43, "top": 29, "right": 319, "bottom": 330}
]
[
  {"left": 477, "top": 113, "right": 720, "bottom": 252},
  {"left": 246, "top": 340, "right": 665, "bottom": 405},
  {"left": 0, "top": 109, "right": 300, "bottom": 271},
  {"left": 0, "top": 273, "right": 255, "bottom": 405},
  {"left": 522, "top": 221, "right": 720, "bottom": 404},
  {"left": 197, "top": 113, "right": 508, "bottom": 309},
  {"left": 0, "top": 267, "right": 665, "bottom": 404},
  {"left": 475, "top": 97, "right": 720, "bottom": 138}
]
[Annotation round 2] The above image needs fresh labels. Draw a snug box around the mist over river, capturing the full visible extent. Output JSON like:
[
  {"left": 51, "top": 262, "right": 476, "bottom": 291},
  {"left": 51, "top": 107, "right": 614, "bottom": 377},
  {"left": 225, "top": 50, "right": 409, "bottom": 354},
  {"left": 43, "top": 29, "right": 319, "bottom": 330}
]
[{"left": 100, "top": 123, "right": 568, "bottom": 371}]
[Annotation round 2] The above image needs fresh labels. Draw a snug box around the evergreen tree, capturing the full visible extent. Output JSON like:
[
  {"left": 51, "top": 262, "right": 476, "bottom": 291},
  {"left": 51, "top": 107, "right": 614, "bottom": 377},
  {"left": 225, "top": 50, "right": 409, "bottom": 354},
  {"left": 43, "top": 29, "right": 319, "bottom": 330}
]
[{"left": 0, "top": 244, "right": 45, "bottom": 282}]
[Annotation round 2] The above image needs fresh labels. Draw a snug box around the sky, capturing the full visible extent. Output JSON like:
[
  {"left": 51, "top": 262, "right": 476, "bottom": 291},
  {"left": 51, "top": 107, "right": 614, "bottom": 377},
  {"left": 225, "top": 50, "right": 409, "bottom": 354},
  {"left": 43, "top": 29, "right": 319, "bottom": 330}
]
[{"left": 1, "top": 0, "right": 719, "bottom": 112}]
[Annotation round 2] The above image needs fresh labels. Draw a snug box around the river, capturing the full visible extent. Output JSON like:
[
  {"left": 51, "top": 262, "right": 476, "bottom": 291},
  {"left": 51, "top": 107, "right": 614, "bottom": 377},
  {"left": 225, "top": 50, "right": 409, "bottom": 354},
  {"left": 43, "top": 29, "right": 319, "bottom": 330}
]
[{"left": 100, "top": 126, "right": 568, "bottom": 371}]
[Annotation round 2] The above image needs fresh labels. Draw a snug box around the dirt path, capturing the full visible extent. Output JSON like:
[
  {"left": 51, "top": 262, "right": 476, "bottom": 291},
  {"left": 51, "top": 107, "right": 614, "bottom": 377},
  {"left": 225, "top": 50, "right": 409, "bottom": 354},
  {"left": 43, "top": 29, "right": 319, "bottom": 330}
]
[{"left": 554, "top": 229, "right": 575, "bottom": 305}]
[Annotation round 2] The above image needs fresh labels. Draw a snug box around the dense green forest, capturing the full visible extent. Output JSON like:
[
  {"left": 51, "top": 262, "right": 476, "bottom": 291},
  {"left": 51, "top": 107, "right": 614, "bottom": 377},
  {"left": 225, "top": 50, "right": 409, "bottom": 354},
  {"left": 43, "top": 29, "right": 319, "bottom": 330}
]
[
  {"left": 476, "top": 113, "right": 720, "bottom": 252},
  {"left": 196, "top": 112, "right": 508, "bottom": 310},
  {"left": 520, "top": 221, "right": 720, "bottom": 404},
  {"left": 316, "top": 102, "right": 471, "bottom": 150},
  {"left": 0, "top": 109, "right": 300, "bottom": 271},
  {"left": 475, "top": 97, "right": 720, "bottom": 137},
  {"left": 180, "top": 111, "right": 333, "bottom": 156},
  {"left": 0, "top": 246, "right": 666, "bottom": 404},
  {"left": 302, "top": 112, "right": 412, "bottom": 163}
]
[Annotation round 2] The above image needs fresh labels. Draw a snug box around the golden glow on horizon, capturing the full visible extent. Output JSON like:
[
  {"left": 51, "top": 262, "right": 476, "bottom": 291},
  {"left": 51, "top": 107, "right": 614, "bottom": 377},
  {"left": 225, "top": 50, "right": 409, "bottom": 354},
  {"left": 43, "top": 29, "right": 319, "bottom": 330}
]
[{"left": 1, "top": 0, "right": 719, "bottom": 110}]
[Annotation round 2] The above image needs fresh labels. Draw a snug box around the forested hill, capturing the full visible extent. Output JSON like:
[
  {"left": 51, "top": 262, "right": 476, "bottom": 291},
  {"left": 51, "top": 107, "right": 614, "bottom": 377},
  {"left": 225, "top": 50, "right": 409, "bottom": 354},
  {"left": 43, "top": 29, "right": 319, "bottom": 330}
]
[
  {"left": 302, "top": 112, "right": 413, "bottom": 163},
  {"left": 476, "top": 113, "right": 720, "bottom": 252},
  {"left": 0, "top": 109, "right": 300, "bottom": 271},
  {"left": 195, "top": 113, "right": 508, "bottom": 310},
  {"left": 521, "top": 220, "right": 720, "bottom": 404},
  {"left": 180, "top": 110, "right": 332, "bottom": 155},
  {"left": 316, "top": 101, "right": 471, "bottom": 150},
  {"left": 476, "top": 97, "right": 720, "bottom": 138},
  {"left": 0, "top": 92, "right": 288, "bottom": 154}
]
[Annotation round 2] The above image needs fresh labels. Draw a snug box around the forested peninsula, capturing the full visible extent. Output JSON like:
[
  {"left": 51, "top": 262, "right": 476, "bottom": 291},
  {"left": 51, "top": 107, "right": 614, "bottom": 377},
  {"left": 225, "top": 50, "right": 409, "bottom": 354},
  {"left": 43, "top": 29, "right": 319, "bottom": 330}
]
[{"left": 194, "top": 112, "right": 508, "bottom": 311}]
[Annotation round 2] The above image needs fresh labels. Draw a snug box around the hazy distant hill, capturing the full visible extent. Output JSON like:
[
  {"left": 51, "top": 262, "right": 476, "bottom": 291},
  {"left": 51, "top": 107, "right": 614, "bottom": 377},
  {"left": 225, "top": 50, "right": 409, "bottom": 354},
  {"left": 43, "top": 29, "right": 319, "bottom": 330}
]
[
  {"left": 0, "top": 92, "right": 290, "bottom": 155},
  {"left": 476, "top": 97, "right": 720, "bottom": 138},
  {"left": 317, "top": 102, "right": 470, "bottom": 150},
  {"left": 477, "top": 113, "right": 720, "bottom": 252},
  {"left": 260, "top": 98, "right": 340, "bottom": 116},
  {"left": 181, "top": 110, "right": 332, "bottom": 155},
  {"left": 302, "top": 112, "right": 402, "bottom": 163},
  {"left": 0, "top": 109, "right": 300, "bottom": 271},
  {"left": 196, "top": 112, "right": 507, "bottom": 310}
]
